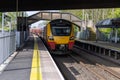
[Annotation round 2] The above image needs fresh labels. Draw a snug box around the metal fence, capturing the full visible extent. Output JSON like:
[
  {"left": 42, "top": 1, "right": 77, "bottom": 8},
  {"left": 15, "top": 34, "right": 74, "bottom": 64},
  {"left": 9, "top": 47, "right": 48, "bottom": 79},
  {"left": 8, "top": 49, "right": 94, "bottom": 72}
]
[{"left": 0, "top": 32, "right": 16, "bottom": 64}]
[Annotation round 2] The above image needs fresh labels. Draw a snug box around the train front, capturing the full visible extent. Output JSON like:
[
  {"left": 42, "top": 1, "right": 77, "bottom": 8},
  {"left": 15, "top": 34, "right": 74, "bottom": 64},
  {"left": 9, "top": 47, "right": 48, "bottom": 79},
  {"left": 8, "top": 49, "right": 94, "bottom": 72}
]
[{"left": 47, "top": 19, "right": 75, "bottom": 54}]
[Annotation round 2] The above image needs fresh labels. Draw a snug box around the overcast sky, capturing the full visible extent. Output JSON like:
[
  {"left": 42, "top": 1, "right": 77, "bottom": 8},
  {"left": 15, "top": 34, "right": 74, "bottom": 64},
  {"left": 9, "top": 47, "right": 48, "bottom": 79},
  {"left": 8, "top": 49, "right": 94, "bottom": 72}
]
[{"left": 27, "top": 11, "right": 39, "bottom": 16}]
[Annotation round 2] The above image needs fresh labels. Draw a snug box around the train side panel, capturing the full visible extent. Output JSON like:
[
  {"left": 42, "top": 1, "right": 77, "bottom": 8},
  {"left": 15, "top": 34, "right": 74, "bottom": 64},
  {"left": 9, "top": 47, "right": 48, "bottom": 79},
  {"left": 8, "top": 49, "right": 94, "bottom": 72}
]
[{"left": 46, "top": 23, "right": 56, "bottom": 50}]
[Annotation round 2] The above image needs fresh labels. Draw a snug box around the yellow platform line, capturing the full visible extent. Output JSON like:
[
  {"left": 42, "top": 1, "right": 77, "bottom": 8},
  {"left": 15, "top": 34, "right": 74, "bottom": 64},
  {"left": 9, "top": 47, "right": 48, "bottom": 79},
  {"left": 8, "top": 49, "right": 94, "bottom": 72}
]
[{"left": 30, "top": 36, "right": 42, "bottom": 80}]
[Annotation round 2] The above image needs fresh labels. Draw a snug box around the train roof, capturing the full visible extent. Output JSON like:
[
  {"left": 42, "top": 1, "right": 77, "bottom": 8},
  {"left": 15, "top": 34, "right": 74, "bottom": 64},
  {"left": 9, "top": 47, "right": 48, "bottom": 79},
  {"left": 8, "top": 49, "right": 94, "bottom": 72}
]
[{"left": 50, "top": 19, "right": 72, "bottom": 25}]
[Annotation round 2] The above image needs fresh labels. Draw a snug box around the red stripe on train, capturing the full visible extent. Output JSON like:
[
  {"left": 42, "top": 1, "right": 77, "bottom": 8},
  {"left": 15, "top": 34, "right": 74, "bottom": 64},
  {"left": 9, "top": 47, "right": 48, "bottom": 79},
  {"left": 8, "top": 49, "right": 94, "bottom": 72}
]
[
  {"left": 68, "top": 42, "right": 74, "bottom": 49},
  {"left": 47, "top": 42, "right": 55, "bottom": 50}
]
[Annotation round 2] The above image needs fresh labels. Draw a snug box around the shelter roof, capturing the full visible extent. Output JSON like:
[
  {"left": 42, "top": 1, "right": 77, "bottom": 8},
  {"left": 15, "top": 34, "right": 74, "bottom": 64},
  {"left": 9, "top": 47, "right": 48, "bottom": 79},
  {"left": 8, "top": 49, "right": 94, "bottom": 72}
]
[
  {"left": 0, "top": 0, "right": 120, "bottom": 12},
  {"left": 95, "top": 18, "right": 120, "bottom": 28}
]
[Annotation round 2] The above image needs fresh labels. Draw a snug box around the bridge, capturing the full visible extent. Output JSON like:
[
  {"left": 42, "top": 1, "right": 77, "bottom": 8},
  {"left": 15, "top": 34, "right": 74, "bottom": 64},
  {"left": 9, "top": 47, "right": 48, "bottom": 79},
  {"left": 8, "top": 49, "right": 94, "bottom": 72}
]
[{"left": 28, "top": 11, "right": 83, "bottom": 28}]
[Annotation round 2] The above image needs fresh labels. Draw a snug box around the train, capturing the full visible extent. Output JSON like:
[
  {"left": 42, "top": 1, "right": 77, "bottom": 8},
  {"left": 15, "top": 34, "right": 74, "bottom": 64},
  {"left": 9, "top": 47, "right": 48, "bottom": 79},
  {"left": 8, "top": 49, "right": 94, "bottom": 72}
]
[
  {"left": 30, "top": 28, "right": 42, "bottom": 36},
  {"left": 41, "top": 19, "right": 75, "bottom": 54}
]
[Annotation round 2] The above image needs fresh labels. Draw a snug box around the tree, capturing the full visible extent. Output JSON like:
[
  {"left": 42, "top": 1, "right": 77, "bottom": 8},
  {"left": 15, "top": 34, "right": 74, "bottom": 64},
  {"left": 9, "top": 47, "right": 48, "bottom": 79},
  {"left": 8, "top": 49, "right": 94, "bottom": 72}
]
[
  {"left": 61, "top": 8, "right": 120, "bottom": 24},
  {"left": 114, "top": 8, "right": 120, "bottom": 17}
]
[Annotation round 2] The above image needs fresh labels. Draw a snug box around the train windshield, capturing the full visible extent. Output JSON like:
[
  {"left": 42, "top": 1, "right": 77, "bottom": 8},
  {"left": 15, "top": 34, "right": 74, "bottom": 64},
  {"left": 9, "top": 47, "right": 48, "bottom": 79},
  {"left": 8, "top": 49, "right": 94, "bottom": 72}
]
[{"left": 51, "top": 26, "right": 71, "bottom": 36}]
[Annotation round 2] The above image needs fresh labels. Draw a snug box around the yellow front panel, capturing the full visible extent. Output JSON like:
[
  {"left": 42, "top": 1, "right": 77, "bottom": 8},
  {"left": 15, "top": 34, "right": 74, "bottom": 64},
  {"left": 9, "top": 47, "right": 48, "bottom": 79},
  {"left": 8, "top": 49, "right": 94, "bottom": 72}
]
[
  {"left": 70, "top": 24, "right": 74, "bottom": 36},
  {"left": 47, "top": 23, "right": 75, "bottom": 43},
  {"left": 47, "top": 23, "right": 52, "bottom": 37},
  {"left": 54, "top": 36, "right": 69, "bottom": 44}
]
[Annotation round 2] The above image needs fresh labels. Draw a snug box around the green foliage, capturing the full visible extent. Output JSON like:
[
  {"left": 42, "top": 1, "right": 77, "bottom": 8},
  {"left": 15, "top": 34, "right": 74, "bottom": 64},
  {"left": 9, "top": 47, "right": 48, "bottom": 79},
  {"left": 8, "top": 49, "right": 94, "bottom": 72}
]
[
  {"left": 0, "top": 12, "right": 27, "bottom": 32},
  {"left": 3, "top": 26, "right": 10, "bottom": 32},
  {"left": 0, "top": 12, "right": 2, "bottom": 22},
  {"left": 6, "top": 12, "right": 16, "bottom": 20},
  {"left": 117, "top": 29, "right": 120, "bottom": 36},
  {"left": 73, "top": 25, "right": 80, "bottom": 32},
  {"left": 61, "top": 8, "right": 120, "bottom": 24},
  {"left": 98, "top": 28, "right": 111, "bottom": 38},
  {"left": 114, "top": 8, "right": 120, "bottom": 17},
  {"left": 99, "top": 28, "right": 112, "bottom": 34}
]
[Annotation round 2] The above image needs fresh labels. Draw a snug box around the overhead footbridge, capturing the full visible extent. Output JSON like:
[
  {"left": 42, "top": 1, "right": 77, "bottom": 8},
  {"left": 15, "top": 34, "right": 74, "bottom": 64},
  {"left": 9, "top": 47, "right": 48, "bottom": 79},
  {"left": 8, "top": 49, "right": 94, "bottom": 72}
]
[{"left": 27, "top": 11, "right": 83, "bottom": 28}]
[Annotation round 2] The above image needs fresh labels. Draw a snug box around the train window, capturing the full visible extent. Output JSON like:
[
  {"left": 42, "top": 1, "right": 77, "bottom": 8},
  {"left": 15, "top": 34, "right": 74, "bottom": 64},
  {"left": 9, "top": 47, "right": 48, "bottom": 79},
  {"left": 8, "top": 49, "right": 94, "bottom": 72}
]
[{"left": 51, "top": 26, "right": 71, "bottom": 36}]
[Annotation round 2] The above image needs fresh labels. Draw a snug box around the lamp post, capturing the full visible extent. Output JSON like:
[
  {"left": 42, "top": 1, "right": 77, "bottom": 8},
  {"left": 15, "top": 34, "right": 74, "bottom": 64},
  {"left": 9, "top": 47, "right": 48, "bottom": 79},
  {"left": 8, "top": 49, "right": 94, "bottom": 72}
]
[{"left": 2, "top": 13, "right": 4, "bottom": 34}]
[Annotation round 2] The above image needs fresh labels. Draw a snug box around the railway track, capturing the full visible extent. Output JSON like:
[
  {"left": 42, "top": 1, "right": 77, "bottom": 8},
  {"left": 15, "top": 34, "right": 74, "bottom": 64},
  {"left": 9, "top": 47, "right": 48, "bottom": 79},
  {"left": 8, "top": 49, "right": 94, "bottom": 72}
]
[
  {"left": 52, "top": 46, "right": 120, "bottom": 80},
  {"left": 69, "top": 54, "right": 106, "bottom": 80},
  {"left": 69, "top": 53, "right": 120, "bottom": 80},
  {"left": 73, "top": 45, "right": 120, "bottom": 73}
]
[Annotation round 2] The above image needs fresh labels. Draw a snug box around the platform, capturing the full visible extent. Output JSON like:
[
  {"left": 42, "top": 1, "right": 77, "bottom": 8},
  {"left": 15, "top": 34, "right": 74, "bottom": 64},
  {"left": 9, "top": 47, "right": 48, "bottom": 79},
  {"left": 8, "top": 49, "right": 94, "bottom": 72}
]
[
  {"left": 76, "top": 40, "right": 120, "bottom": 52},
  {"left": 0, "top": 35, "right": 64, "bottom": 80},
  {"left": 75, "top": 39, "right": 120, "bottom": 61}
]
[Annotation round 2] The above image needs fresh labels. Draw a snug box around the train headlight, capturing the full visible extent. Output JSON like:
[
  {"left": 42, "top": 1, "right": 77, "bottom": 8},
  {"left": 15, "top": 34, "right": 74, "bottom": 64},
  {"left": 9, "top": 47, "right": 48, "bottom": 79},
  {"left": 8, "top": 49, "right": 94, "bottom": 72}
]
[
  {"left": 70, "top": 36, "right": 74, "bottom": 40},
  {"left": 48, "top": 36, "right": 54, "bottom": 40}
]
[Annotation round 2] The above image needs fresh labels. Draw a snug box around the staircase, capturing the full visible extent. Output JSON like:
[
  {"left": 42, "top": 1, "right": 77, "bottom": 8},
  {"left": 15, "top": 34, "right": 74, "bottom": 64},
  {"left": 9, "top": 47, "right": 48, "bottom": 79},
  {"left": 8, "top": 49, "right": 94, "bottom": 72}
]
[{"left": 87, "top": 27, "right": 96, "bottom": 41}]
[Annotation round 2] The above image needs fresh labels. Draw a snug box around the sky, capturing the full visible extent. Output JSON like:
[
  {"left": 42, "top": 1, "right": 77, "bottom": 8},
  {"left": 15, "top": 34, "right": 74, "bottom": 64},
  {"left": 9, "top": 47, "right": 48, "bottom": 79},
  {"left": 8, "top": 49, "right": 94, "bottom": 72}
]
[
  {"left": 27, "top": 11, "right": 44, "bottom": 28},
  {"left": 27, "top": 11, "right": 39, "bottom": 16}
]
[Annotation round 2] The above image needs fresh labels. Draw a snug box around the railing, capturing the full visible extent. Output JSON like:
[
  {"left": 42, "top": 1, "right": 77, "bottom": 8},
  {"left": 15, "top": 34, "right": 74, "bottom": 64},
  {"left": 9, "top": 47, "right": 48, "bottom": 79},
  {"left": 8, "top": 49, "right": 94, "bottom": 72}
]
[
  {"left": 0, "top": 32, "right": 16, "bottom": 64},
  {"left": 76, "top": 29, "right": 90, "bottom": 40}
]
